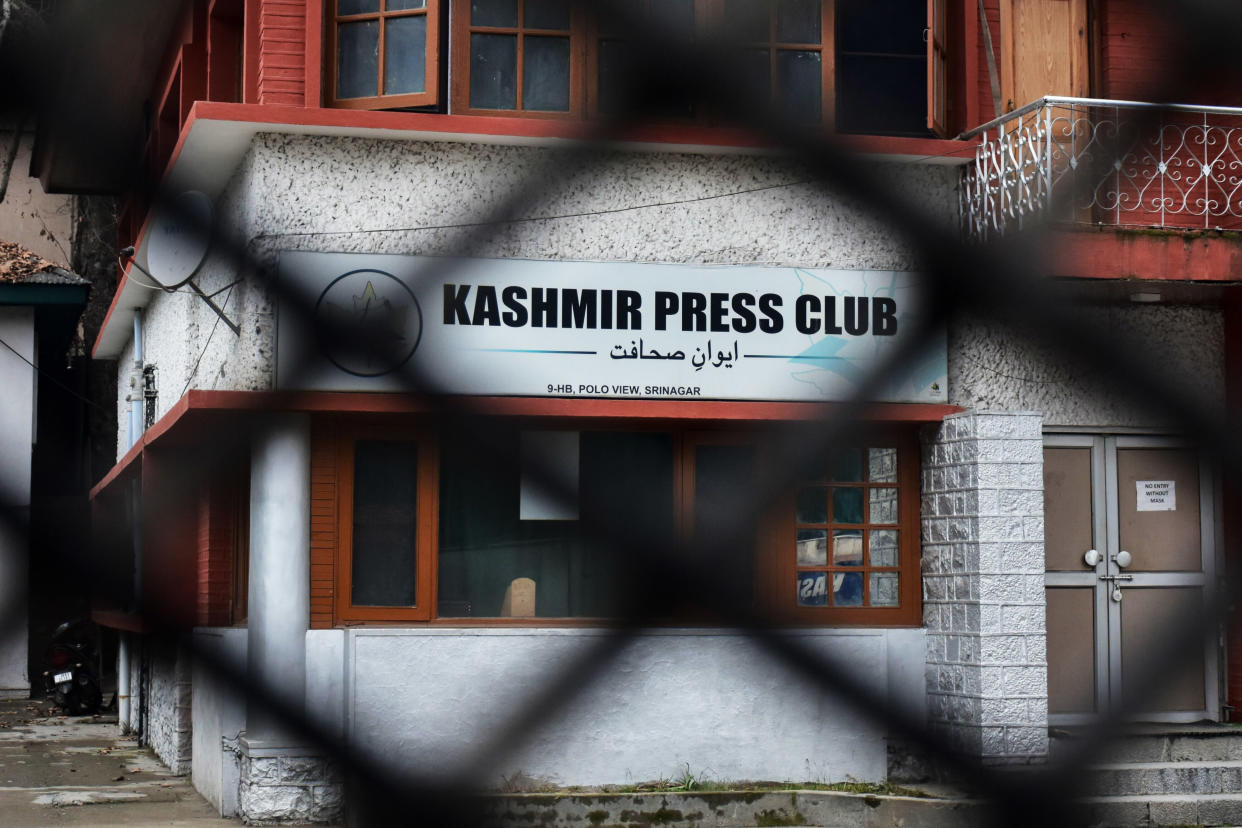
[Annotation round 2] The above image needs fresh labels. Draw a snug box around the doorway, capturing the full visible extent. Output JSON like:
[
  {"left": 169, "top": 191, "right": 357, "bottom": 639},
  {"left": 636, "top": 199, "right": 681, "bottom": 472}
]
[{"left": 1044, "top": 434, "right": 1219, "bottom": 723}]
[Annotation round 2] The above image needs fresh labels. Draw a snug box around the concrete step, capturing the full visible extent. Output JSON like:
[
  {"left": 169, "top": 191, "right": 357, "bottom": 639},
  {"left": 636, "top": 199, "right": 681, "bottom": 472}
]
[
  {"left": 1052, "top": 727, "right": 1242, "bottom": 764},
  {"left": 1080, "top": 793, "right": 1242, "bottom": 828},
  {"left": 1086, "top": 760, "right": 1242, "bottom": 796}
]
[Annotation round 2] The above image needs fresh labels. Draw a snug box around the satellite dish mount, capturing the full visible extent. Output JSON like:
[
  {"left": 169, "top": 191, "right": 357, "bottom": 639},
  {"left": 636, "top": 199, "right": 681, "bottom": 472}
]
[{"left": 130, "top": 190, "right": 240, "bottom": 336}]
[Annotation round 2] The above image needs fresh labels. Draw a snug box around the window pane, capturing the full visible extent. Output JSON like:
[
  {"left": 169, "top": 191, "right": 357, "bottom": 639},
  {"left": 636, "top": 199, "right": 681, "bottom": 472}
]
[
  {"left": 776, "top": 0, "right": 819, "bottom": 43},
  {"left": 870, "top": 573, "right": 899, "bottom": 607},
  {"left": 738, "top": 48, "right": 771, "bottom": 110},
  {"left": 470, "top": 33, "right": 518, "bottom": 109},
  {"left": 869, "top": 487, "right": 898, "bottom": 524},
  {"left": 384, "top": 15, "right": 427, "bottom": 94},
  {"left": 796, "top": 529, "right": 827, "bottom": 565},
  {"left": 523, "top": 36, "right": 571, "bottom": 111},
  {"left": 797, "top": 571, "right": 828, "bottom": 606},
  {"left": 472, "top": 0, "right": 518, "bottom": 26},
  {"left": 695, "top": 444, "right": 756, "bottom": 608},
  {"left": 869, "top": 529, "right": 898, "bottom": 566},
  {"left": 832, "top": 487, "right": 863, "bottom": 523},
  {"left": 868, "top": 447, "right": 897, "bottom": 483},
  {"left": 337, "top": 20, "right": 379, "bottom": 99},
  {"left": 652, "top": 0, "right": 696, "bottom": 37},
  {"left": 836, "top": 54, "right": 926, "bottom": 136},
  {"left": 837, "top": 0, "right": 924, "bottom": 54},
  {"left": 525, "top": 0, "right": 570, "bottom": 30},
  {"left": 597, "top": 39, "right": 632, "bottom": 114},
  {"left": 833, "top": 529, "right": 862, "bottom": 566},
  {"left": 831, "top": 448, "right": 862, "bottom": 481},
  {"left": 776, "top": 49, "right": 821, "bottom": 122},
  {"left": 725, "top": 0, "right": 770, "bottom": 42},
  {"left": 351, "top": 441, "right": 417, "bottom": 607},
  {"left": 339, "top": 0, "right": 379, "bottom": 15},
  {"left": 438, "top": 429, "right": 673, "bottom": 617},
  {"left": 795, "top": 487, "right": 827, "bottom": 523},
  {"left": 387, "top": 0, "right": 426, "bottom": 8},
  {"left": 833, "top": 571, "right": 863, "bottom": 606}
]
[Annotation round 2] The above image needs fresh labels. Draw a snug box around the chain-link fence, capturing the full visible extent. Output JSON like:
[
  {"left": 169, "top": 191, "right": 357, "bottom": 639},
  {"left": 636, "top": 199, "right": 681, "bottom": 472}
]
[{"left": 3, "top": 1, "right": 1242, "bottom": 825}]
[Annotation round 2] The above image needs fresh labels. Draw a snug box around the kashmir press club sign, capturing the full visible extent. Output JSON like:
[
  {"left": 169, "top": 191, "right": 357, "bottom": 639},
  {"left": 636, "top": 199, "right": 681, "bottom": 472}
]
[{"left": 276, "top": 252, "right": 947, "bottom": 403}]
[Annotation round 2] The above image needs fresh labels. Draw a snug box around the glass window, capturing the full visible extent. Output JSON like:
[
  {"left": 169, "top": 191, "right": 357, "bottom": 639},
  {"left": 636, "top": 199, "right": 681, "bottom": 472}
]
[
  {"left": 459, "top": 0, "right": 577, "bottom": 115},
  {"left": 438, "top": 429, "right": 673, "bottom": 617},
  {"left": 351, "top": 441, "right": 419, "bottom": 606},
  {"left": 331, "top": 0, "right": 439, "bottom": 108},
  {"left": 791, "top": 439, "right": 905, "bottom": 611}
]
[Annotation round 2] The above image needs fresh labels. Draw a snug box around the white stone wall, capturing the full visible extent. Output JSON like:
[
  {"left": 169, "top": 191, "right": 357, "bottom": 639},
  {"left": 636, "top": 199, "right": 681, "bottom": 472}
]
[
  {"left": 337, "top": 627, "right": 923, "bottom": 787},
  {"left": 0, "top": 306, "right": 33, "bottom": 697},
  {"left": 948, "top": 304, "right": 1223, "bottom": 428},
  {"left": 116, "top": 133, "right": 959, "bottom": 456},
  {"left": 191, "top": 628, "right": 247, "bottom": 816},
  {"left": 145, "top": 642, "right": 193, "bottom": 775},
  {"left": 921, "top": 411, "right": 1048, "bottom": 763}
]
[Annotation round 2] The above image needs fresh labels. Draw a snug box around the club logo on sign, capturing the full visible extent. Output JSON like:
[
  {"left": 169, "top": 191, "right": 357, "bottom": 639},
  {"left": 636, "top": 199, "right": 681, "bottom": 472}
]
[{"left": 314, "top": 269, "right": 423, "bottom": 377}]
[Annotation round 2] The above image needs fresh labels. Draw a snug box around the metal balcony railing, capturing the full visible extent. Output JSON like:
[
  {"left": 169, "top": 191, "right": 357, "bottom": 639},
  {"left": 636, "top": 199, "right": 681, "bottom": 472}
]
[{"left": 960, "top": 96, "right": 1242, "bottom": 240}]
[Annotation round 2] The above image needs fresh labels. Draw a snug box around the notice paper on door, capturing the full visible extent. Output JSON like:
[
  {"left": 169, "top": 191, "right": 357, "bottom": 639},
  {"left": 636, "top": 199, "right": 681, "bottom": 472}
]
[{"left": 1136, "top": 480, "right": 1176, "bottom": 511}]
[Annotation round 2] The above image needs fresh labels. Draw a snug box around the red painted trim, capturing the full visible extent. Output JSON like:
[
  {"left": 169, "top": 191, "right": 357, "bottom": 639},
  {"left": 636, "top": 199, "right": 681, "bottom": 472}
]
[
  {"left": 90, "top": 388, "right": 962, "bottom": 499},
  {"left": 172, "top": 389, "right": 963, "bottom": 423},
  {"left": 1049, "top": 227, "right": 1242, "bottom": 281},
  {"left": 304, "top": 0, "right": 322, "bottom": 107},
  {"left": 964, "top": 0, "right": 980, "bottom": 131},
  {"left": 244, "top": 0, "right": 262, "bottom": 103},
  {"left": 186, "top": 100, "right": 980, "bottom": 158},
  {"left": 90, "top": 393, "right": 195, "bottom": 500}
]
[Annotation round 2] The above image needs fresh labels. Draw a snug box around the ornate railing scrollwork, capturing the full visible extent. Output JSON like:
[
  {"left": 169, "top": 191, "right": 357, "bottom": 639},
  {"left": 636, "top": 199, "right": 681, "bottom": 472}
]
[{"left": 960, "top": 97, "right": 1242, "bottom": 240}]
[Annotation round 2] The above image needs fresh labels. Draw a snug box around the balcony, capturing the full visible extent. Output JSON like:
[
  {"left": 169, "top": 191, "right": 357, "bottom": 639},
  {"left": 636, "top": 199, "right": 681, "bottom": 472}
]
[{"left": 960, "top": 97, "right": 1242, "bottom": 240}]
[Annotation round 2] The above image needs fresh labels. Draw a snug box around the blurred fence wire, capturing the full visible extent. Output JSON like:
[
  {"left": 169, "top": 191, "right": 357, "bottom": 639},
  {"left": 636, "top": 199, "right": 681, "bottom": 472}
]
[{"left": 4, "top": 1, "right": 1242, "bottom": 826}]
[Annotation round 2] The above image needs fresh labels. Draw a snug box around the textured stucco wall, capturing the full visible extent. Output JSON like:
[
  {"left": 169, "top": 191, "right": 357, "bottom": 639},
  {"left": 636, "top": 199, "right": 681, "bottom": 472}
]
[
  {"left": 145, "top": 642, "right": 193, "bottom": 776},
  {"left": 116, "top": 134, "right": 958, "bottom": 456},
  {"left": 0, "top": 307, "right": 33, "bottom": 696},
  {"left": 191, "top": 628, "right": 247, "bottom": 816},
  {"left": 948, "top": 304, "right": 1223, "bottom": 428},
  {"left": 921, "top": 411, "right": 1048, "bottom": 763},
  {"left": 342, "top": 627, "right": 922, "bottom": 787}
]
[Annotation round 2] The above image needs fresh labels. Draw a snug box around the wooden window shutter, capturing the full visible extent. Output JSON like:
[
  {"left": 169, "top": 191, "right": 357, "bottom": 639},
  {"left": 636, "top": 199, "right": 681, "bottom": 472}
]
[{"left": 926, "top": 0, "right": 948, "bottom": 135}]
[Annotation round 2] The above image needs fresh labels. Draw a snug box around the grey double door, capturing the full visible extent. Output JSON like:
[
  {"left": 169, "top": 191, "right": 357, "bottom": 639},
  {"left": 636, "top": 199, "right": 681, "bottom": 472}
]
[{"left": 1044, "top": 435, "right": 1219, "bottom": 723}]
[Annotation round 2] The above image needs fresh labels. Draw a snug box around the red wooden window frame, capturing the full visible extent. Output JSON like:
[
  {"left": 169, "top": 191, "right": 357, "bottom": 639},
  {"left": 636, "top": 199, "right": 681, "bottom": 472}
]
[
  {"left": 325, "top": 416, "right": 920, "bottom": 627},
  {"left": 449, "top": 0, "right": 586, "bottom": 119},
  {"left": 334, "top": 422, "right": 439, "bottom": 623},
  {"left": 760, "top": 426, "right": 921, "bottom": 625},
  {"left": 326, "top": 0, "right": 442, "bottom": 110}
]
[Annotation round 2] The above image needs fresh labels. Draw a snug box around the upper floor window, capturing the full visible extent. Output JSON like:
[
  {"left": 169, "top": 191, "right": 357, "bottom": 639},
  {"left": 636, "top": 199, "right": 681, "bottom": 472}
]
[
  {"left": 328, "top": 0, "right": 442, "bottom": 109},
  {"left": 327, "top": 0, "right": 947, "bottom": 137}
]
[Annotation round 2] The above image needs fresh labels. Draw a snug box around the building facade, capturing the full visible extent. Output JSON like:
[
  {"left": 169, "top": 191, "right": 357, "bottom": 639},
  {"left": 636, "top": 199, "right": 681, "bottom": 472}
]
[{"left": 31, "top": 0, "right": 1242, "bottom": 822}]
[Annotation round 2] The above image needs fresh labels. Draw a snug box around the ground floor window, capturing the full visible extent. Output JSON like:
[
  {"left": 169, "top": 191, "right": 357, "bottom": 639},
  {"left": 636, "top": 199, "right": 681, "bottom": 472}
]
[{"left": 326, "top": 417, "right": 920, "bottom": 626}]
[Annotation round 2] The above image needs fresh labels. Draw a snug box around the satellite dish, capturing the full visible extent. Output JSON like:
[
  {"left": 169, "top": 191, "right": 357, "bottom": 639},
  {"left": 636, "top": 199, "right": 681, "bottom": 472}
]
[{"left": 146, "top": 190, "right": 213, "bottom": 289}]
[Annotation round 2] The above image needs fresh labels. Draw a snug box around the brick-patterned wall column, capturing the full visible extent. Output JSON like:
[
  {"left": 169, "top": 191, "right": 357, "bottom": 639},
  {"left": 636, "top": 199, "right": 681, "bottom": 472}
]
[
  {"left": 257, "top": 0, "right": 308, "bottom": 105},
  {"left": 197, "top": 482, "right": 237, "bottom": 628},
  {"left": 921, "top": 410, "right": 1048, "bottom": 764}
]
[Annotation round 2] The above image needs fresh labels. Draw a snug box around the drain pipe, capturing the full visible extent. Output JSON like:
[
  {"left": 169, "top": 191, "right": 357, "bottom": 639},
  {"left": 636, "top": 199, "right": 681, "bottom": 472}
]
[
  {"left": 117, "top": 632, "right": 130, "bottom": 732},
  {"left": 126, "top": 314, "right": 144, "bottom": 451}
]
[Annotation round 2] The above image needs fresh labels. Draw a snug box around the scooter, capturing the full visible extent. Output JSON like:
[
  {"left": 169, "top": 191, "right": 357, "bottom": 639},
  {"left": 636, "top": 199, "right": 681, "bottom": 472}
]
[{"left": 42, "top": 619, "right": 102, "bottom": 715}]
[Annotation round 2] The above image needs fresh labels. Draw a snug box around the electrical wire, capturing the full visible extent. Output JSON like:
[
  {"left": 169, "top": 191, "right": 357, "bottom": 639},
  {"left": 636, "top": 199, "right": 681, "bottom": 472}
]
[
  {"left": 250, "top": 179, "right": 816, "bottom": 241},
  {"left": 0, "top": 333, "right": 110, "bottom": 413},
  {"left": 180, "top": 281, "right": 237, "bottom": 398}
]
